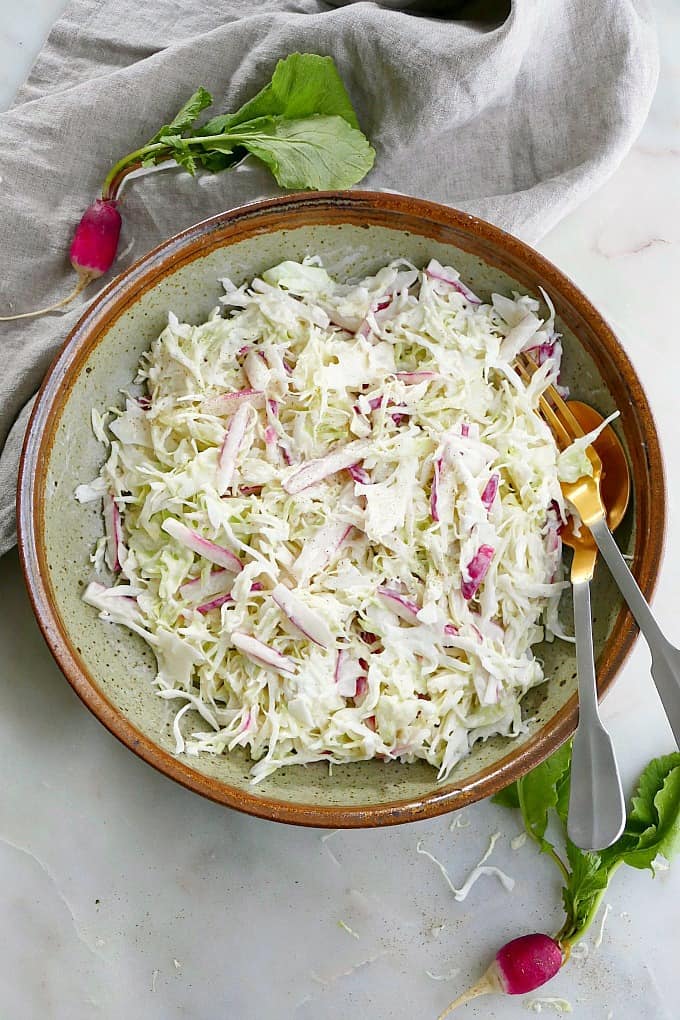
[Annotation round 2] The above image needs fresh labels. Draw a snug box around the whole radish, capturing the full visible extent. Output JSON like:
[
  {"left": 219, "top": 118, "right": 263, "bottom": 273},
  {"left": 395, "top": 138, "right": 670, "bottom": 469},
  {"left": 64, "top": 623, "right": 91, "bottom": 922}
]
[
  {"left": 0, "top": 54, "right": 374, "bottom": 322},
  {"left": 437, "top": 934, "right": 563, "bottom": 1017},
  {"left": 0, "top": 199, "right": 121, "bottom": 321},
  {"left": 434, "top": 746, "right": 680, "bottom": 1017}
]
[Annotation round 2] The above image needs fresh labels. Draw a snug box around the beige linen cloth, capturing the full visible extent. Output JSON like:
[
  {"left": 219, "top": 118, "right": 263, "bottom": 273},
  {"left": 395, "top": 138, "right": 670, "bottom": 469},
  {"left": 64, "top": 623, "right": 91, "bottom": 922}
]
[{"left": 0, "top": 0, "right": 658, "bottom": 555}]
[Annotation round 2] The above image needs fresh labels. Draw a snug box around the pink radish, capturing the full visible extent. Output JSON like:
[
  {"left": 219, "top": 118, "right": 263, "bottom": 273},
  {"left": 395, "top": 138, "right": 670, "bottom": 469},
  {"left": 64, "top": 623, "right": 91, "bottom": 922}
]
[
  {"left": 437, "top": 934, "right": 563, "bottom": 1017},
  {"left": 179, "top": 567, "right": 231, "bottom": 602},
  {"left": 103, "top": 492, "right": 125, "bottom": 572},
  {"left": 355, "top": 675, "right": 369, "bottom": 701},
  {"left": 480, "top": 473, "right": 499, "bottom": 510},
  {"left": 216, "top": 402, "right": 250, "bottom": 493},
  {"left": 425, "top": 259, "right": 482, "bottom": 305},
  {"left": 334, "top": 650, "right": 364, "bottom": 697},
  {"left": 347, "top": 463, "right": 371, "bottom": 485},
  {"left": 201, "top": 389, "right": 264, "bottom": 416},
  {"left": 430, "top": 456, "right": 443, "bottom": 522},
  {"left": 377, "top": 586, "right": 421, "bottom": 622},
  {"left": 1, "top": 199, "right": 122, "bottom": 322},
  {"left": 231, "top": 632, "right": 296, "bottom": 675},
  {"left": 461, "top": 422, "right": 470, "bottom": 438},
  {"left": 161, "top": 518, "right": 242, "bottom": 573},
  {"left": 291, "top": 520, "right": 352, "bottom": 584},
  {"left": 395, "top": 371, "right": 437, "bottom": 384},
  {"left": 271, "top": 584, "right": 333, "bottom": 647},
  {"left": 196, "top": 593, "right": 234, "bottom": 614},
  {"left": 283, "top": 441, "right": 370, "bottom": 494},
  {"left": 461, "top": 545, "right": 495, "bottom": 601}
]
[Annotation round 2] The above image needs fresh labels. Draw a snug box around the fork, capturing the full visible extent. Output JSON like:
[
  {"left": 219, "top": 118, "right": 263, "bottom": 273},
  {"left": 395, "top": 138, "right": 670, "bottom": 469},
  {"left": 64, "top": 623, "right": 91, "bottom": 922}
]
[
  {"left": 518, "top": 351, "right": 680, "bottom": 754},
  {"left": 516, "top": 354, "right": 626, "bottom": 849}
]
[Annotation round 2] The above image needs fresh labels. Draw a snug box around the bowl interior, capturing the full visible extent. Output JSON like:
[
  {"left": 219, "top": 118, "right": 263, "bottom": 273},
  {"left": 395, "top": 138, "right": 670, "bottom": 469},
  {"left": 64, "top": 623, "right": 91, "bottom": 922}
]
[{"left": 23, "top": 195, "right": 660, "bottom": 825}]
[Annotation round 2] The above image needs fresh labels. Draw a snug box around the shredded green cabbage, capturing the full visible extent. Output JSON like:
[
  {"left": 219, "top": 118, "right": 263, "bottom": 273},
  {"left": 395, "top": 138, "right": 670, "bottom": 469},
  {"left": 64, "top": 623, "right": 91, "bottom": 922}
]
[{"left": 77, "top": 256, "right": 584, "bottom": 783}]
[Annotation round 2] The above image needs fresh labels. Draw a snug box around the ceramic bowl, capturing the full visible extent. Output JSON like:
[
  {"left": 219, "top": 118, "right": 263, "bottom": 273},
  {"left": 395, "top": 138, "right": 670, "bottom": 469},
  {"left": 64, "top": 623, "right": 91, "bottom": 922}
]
[{"left": 18, "top": 192, "right": 665, "bottom": 827}]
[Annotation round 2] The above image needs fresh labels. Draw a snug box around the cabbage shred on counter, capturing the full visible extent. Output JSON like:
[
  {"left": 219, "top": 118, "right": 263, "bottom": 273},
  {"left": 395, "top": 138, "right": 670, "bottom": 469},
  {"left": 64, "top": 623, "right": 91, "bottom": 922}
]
[{"left": 76, "top": 256, "right": 588, "bottom": 783}]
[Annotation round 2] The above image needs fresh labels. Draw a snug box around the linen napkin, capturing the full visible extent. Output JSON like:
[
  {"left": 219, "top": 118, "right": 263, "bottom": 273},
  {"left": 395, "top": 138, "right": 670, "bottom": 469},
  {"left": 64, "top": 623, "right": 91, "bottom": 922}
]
[{"left": 0, "top": 0, "right": 658, "bottom": 556}]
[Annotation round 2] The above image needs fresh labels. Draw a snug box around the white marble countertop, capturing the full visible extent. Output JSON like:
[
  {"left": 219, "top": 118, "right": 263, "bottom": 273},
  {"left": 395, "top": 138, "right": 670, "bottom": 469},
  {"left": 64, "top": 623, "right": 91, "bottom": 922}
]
[{"left": 1, "top": 3, "right": 679, "bottom": 1018}]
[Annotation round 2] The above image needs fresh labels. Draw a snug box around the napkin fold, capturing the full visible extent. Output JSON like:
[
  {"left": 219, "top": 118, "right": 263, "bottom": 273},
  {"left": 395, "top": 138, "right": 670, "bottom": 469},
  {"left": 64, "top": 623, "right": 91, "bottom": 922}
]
[{"left": 0, "top": 0, "right": 658, "bottom": 557}]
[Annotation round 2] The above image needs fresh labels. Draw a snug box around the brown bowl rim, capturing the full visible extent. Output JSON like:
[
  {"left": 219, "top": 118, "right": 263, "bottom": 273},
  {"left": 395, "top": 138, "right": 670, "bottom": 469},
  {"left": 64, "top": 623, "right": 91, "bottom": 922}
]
[{"left": 17, "top": 190, "right": 666, "bottom": 827}]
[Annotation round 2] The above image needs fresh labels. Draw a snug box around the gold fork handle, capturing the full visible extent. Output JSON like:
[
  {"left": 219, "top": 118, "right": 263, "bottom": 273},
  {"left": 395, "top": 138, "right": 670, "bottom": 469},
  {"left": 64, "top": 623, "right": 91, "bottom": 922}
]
[{"left": 590, "top": 517, "right": 680, "bottom": 747}]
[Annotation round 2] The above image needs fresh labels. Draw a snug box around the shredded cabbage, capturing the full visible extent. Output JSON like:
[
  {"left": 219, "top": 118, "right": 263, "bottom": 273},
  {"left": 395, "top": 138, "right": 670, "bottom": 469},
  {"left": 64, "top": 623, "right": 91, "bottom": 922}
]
[{"left": 77, "top": 256, "right": 590, "bottom": 783}]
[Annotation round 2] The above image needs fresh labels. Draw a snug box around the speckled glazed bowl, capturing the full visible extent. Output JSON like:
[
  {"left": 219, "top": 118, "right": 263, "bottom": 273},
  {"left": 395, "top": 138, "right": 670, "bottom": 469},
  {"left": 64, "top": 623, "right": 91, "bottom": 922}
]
[{"left": 18, "top": 192, "right": 665, "bottom": 827}]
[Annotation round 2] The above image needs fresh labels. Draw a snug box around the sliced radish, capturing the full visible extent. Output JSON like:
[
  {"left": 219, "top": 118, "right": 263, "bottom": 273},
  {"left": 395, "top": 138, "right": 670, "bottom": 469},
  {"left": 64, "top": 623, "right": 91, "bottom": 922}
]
[
  {"left": 334, "top": 650, "right": 365, "bottom": 698},
  {"left": 425, "top": 259, "right": 482, "bottom": 304},
  {"left": 461, "top": 545, "right": 495, "bottom": 601},
  {"left": 103, "top": 492, "right": 125, "bottom": 572},
  {"left": 355, "top": 676, "right": 369, "bottom": 701},
  {"left": 291, "top": 521, "right": 352, "bottom": 584},
  {"left": 196, "top": 593, "right": 234, "bottom": 614},
  {"left": 162, "top": 518, "right": 242, "bottom": 573},
  {"left": 377, "top": 586, "right": 421, "bottom": 622},
  {"left": 395, "top": 371, "right": 437, "bottom": 384},
  {"left": 283, "top": 441, "right": 370, "bottom": 494},
  {"left": 481, "top": 473, "right": 499, "bottom": 510},
  {"left": 347, "top": 463, "right": 371, "bottom": 485},
  {"left": 271, "top": 584, "right": 333, "bottom": 648},
  {"left": 201, "top": 389, "right": 264, "bottom": 416},
  {"left": 461, "top": 422, "right": 470, "bottom": 437},
  {"left": 179, "top": 567, "right": 232, "bottom": 603},
  {"left": 216, "top": 402, "right": 250, "bottom": 494},
  {"left": 430, "top": 456, "right": 443, "bottom": 522},
  {"left": 232, "top": 632, "right": 296, "bottom": 674}
]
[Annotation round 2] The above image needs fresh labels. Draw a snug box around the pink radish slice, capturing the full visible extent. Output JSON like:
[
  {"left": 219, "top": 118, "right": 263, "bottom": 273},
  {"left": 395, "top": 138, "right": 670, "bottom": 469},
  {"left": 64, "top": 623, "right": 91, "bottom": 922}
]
[
  {"left": 196, "top": 593, "right": 234, "bottom": 614},
  {"left": 264, "top": 425, "right": 278, "bottom": 445},
  {"left": 291, "top": 521, "right": 352, "bottom": 584},
  {"left": 461, "top": 422, "right": 470, "bottom": 437},
  {"left": 377, "top": 586, "right": 421, "bottom": 622},
  {"left": 231, "top": 632, "right": 296, "bottom": 675},
  {"left": 391, "top": 412, "right": 409, "bottom": 426},
  {"left": 179, "top": 567, "right": 231, "bottom": 602},
  {"left": 481, "top": 473, "right": 499, "bottom": 510},
  {"left": 348, "top": 463, "right": 371, "bottom": 485},
  {"left": 162, "top": 518, "right": 242, "bottom": 573},
  {"left": 355, "top": 676, "right": 369, "bottom": 700},
  {"left": 283, "top": 441, "right": 370, "bottom": 494},
  {"left": 425, "top": 260, "right": 482, "bottom": 304},
  {"left": 359, "top": 630, "right": 380, "bottom": 647},
  {"left": 461, "top": 545, "right": 495, "bottom": 601},
  {"left": 216, "top": 402, "right": 250, "bottom": 494},
  {"left": 395, "top": 371, "right": 437, "bottom": 383},
  {"left": 271, "top": 584, "right": 333, "bottom": 648},
  {"left": 201, "top": 389, "right": 264, "bottom": 416},
  {"left": 430, "top": 456, "right": 443, "bottom": 522},
  {"left": 103, "top": 492, "right": 124, "bottom": 572},
  {"left": 334, "top": 650, "right": 364, "bottom": 698}
]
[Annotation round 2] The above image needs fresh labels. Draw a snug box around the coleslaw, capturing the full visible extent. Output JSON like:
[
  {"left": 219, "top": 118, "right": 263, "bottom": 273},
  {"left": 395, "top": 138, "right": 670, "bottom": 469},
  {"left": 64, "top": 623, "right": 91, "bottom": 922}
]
[{"left": 76, "top": 256, "right": 593, "bottom": 783}]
